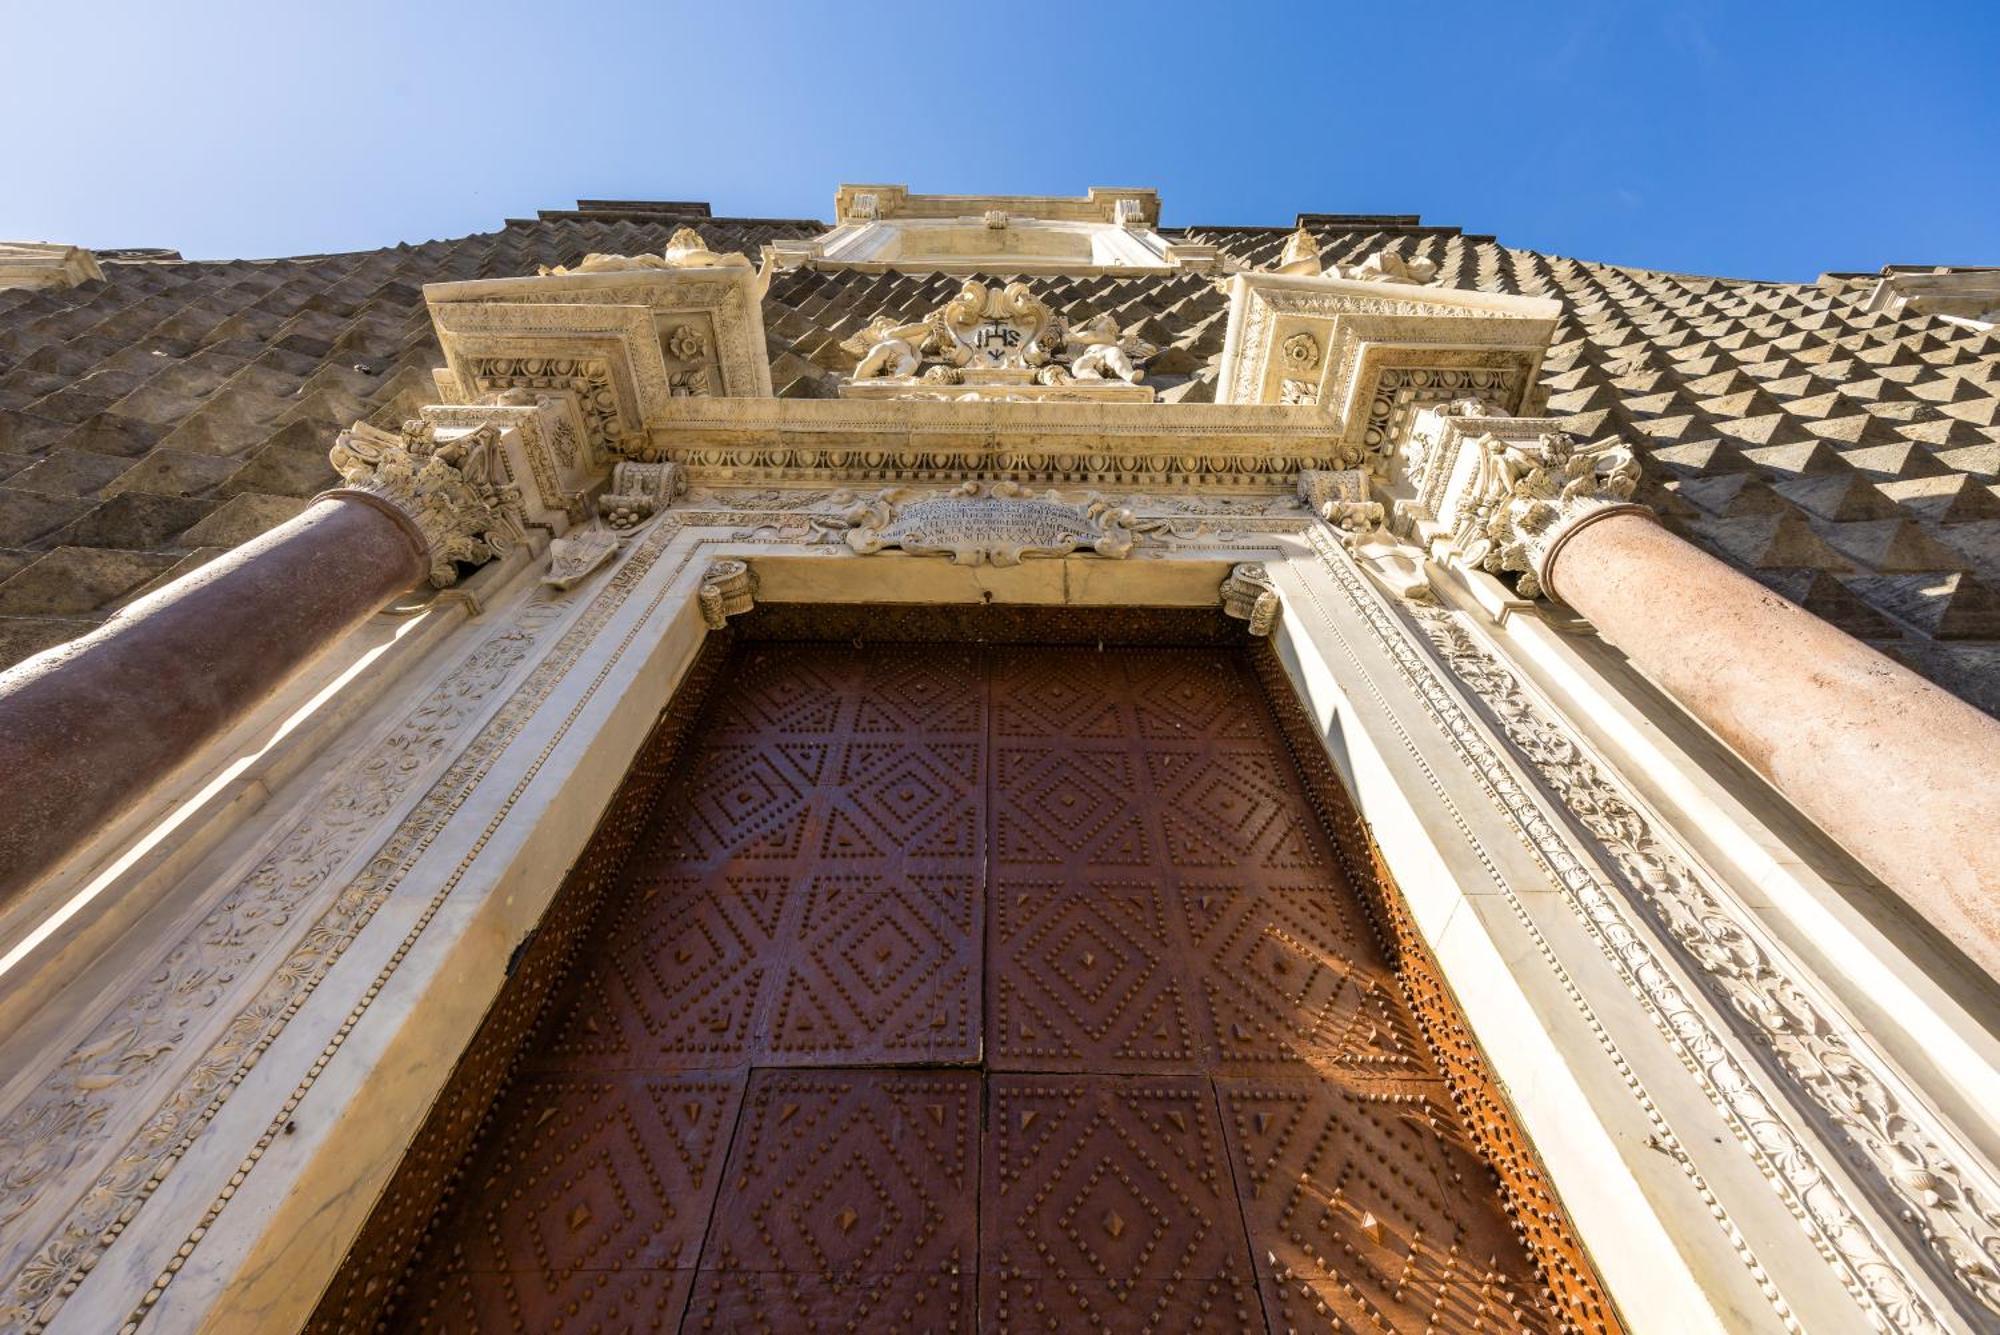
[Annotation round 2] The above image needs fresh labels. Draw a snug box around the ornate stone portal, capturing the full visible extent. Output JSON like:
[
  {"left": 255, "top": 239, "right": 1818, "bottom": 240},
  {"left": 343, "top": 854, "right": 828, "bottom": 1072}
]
[{"left": 0, "top": 184, "right": 1996, "bottom": 1335}]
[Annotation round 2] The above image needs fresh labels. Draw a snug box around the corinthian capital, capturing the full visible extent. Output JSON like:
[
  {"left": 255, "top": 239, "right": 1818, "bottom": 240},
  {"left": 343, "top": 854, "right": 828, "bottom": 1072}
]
[
  {"left": 1461, "top": 432, "right": 1647, "bottom": 600},
  {"left": 325, "top": 419, "right": 525, "bottom": 587}
]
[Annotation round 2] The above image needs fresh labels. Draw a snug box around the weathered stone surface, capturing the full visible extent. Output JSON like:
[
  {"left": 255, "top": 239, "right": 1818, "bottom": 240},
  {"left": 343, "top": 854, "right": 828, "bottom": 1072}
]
[{"left": 0, "top": 201, "right": 1994, "bottom": 712}]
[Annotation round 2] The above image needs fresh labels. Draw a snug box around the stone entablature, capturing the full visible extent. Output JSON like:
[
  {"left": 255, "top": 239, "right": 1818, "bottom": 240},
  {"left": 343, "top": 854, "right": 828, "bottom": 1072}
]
[{"left": 422, "top": 235, "right": 773, "bottom": 461}]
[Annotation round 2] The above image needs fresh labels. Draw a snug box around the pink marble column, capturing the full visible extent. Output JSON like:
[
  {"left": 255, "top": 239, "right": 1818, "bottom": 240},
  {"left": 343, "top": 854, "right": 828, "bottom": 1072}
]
[
  {"left": 0, "top": 495, "right": 426, "bottom": 908},
  {"left": 1544, "top": 509, "right": 2000, "bottom": 977}
]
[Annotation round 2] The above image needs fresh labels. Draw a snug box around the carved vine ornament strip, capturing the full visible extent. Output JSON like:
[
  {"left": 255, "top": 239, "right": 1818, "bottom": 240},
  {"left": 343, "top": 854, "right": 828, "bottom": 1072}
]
[
  {"left": 1300, "top": 524, "right": 1979, "bottom": 1333},
  {"left": 0, "top": 514, "right": 713, "bottom": 1328},
  {"left": 1403, "top": 591, "right": 2000, "bottom": 1324}
]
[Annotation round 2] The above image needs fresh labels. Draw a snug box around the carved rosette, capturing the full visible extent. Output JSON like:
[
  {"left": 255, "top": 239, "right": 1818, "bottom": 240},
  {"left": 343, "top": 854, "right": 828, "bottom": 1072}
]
[
  {"left": 324, "top": 419, "right": 525, "bottom": 588},
  {"left": 1455, "top": 432, "right": 1647, "bottom": 600},
  {"left": 1220, "top": 562, "right": 1281, "bottom": 636},
  {"left": 697, "top": 558, "right": 757, "bottom": 628}
]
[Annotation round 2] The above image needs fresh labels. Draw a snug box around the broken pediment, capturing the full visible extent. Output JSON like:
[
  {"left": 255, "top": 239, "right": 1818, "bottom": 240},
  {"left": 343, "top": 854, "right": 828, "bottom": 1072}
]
[
  {"left": 1215, "top": 268, "right": 1561, "bottom": 464},
  {"left": 422, "top": 232, "right": 772, "bottom": 459}
]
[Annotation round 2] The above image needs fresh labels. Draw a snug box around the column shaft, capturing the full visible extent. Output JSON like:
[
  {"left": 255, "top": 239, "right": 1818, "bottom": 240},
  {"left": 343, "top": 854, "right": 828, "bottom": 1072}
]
[
  {"left": 1547, "top": 510, "right": 2000, "bottom": 977},
  {"left": 0, "top": 496, "right": 426, "bottom": 908}
]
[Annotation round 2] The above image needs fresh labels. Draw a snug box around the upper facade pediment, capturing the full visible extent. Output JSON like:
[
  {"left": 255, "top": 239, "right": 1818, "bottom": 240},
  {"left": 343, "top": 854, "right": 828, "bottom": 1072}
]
[{"left": 771, "top": 184, "right": 1219, "bottom": 276}]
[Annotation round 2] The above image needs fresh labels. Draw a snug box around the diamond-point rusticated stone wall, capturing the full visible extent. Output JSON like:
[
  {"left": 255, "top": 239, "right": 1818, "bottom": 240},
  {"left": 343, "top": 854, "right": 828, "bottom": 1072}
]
[{"left": 3, "top": 199, "right": 1995, "bottom": 712}]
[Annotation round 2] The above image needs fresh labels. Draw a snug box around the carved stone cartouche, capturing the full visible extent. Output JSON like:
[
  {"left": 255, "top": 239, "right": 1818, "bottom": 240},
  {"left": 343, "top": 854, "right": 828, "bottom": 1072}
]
[{"left": 812, "top": 481, "right": 1155, "bottom": 567}]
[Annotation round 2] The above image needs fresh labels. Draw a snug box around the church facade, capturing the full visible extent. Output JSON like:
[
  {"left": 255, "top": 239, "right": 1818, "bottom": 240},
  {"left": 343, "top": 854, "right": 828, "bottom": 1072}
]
[{"left": 0, "top": 189, "right": 1996, "bottom": 1332}]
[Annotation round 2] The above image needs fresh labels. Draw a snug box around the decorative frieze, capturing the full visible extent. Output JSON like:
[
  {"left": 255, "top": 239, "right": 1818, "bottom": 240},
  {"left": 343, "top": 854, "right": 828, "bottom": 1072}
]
[{"left": 323, "top": 419, "right": 526, "bottom": 588}]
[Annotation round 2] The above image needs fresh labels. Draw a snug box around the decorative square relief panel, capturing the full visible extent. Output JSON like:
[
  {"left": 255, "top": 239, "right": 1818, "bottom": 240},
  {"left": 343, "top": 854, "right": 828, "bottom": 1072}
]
[
  {"left": 424, "top": 261, "right": 773, "bottom": 460},
  {"left": 1215, "top": 271, "right": 1560, "bottom": 455}
]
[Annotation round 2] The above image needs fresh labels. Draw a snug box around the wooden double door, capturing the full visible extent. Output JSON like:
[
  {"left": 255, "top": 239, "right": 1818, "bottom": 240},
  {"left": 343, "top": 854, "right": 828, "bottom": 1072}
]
[{"left": 386, "top": 640, "right": 1563, "bottom": 1332}]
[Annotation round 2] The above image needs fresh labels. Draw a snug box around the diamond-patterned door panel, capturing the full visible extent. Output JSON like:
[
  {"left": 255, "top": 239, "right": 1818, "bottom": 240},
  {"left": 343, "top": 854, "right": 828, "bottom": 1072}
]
[
  {"left": 685, "top": 1069, "right": 978, "bottom": 1332},
  {"left": 1218, "top": 1077, "right": 1558, "bottom": 1334},
  {"left": 984, "top": 1074, "right": 1262, "bottom": 1332},
  {"left": 531, "top": 641, "right": 984, "bottom": 1072},
  {"left": 989, "top": 877, "right": 1198, "bottom": 1071},
  {"left": 392, "top": 1071, "right": 742, "bottom": 1332},
  {"left": 382, "top": 639, "right": 1587, "bottom": 1333}
]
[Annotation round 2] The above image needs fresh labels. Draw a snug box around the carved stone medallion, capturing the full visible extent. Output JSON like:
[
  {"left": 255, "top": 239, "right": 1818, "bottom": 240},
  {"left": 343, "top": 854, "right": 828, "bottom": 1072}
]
[{"left": 812, "top": 481, "right": 1151, "bottom": 566}]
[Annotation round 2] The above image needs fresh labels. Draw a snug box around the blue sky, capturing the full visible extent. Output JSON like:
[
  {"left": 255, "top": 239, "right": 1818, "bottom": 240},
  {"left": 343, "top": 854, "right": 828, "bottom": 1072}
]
[{"left": 4, "top": 0, "right": 1995, "bottom": 281}]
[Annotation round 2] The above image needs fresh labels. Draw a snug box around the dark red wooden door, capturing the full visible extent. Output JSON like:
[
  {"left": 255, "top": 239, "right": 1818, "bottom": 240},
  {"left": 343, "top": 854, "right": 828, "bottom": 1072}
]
[{"left": 389, "top": 642, "right": 1564, "bottom": 1333}]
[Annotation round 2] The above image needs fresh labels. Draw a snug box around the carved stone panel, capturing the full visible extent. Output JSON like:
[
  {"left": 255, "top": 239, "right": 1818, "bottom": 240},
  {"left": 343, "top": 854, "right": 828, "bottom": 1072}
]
[{"left": 815, "top": 481, "right": 1154, "bottom": 566}]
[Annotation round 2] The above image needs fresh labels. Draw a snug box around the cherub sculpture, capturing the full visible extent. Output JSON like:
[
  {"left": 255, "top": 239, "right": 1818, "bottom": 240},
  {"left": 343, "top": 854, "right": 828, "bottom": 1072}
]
[
  {"left": 1063, "top": 314, "right": 1157, "bottom": 384},
  {"left": 842, "top": 314, "right": 946, "bottom": 379},
  {"left": 1335, "top": 248, "right": 1439, "bottom": 286}
]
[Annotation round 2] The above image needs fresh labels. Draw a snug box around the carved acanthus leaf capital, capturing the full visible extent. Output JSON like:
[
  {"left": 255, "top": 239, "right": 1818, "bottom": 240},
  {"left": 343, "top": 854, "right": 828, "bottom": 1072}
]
[
  {"left": 1460, "top": 432, "right": 1647, "bottom": 600},
  {"left": 325, "top": 419, "right": 526, "bottom": 587}
]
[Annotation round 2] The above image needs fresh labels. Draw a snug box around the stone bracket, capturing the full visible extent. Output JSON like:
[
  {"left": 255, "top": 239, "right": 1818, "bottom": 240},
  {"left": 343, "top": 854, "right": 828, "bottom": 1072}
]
[
  {"left": 1220, "top": 562, "right": 1281, "bottom": 635},
  {"left": 697, "top": 558, "right": 756, "bottom": 628}
]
